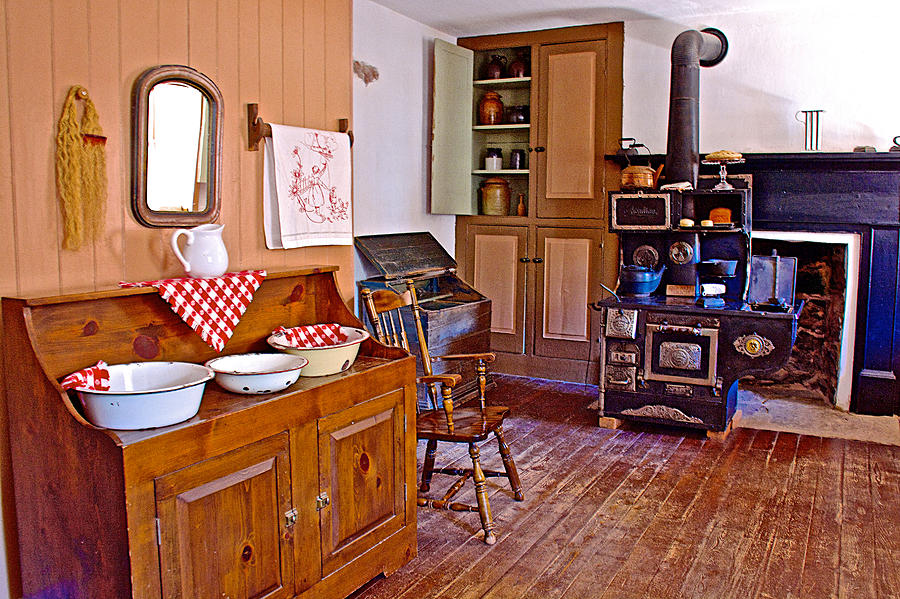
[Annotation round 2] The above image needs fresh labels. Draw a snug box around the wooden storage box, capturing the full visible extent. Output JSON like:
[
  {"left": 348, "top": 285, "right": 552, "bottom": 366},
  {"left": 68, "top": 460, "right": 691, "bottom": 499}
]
[{"left": 355, "top": 232, "right": 492, "bottom": 404}]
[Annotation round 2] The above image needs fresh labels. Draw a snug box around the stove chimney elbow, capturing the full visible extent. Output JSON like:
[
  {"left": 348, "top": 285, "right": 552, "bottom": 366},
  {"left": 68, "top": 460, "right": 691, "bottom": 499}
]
[{"left": 664, "top": 28, "right": 728, "bottom": 188}]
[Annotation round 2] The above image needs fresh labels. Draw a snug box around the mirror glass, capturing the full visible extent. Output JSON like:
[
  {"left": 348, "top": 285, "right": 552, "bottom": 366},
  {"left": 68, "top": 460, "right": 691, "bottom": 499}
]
[{"left": 132, "top": 66, "right": 222, "bottom": 227}]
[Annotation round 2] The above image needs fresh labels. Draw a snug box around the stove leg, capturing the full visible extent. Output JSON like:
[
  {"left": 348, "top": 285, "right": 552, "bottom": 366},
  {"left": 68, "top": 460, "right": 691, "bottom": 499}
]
[{"left": 706, "top": 409, "right": 742, "bottom": 442}]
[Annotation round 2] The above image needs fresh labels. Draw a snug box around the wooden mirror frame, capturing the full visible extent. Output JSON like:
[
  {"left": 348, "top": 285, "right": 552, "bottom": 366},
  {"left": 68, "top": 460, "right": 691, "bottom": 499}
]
[{"left": 131, "top": 65, "right": 223, "bottom": 227}]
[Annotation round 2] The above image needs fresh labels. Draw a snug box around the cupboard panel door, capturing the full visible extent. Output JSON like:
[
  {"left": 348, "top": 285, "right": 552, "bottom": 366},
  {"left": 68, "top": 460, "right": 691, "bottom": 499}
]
[
  {"left": 155, "top": 433, "right": 294, "bottom": 599},
  {"left": 318, "top": 389, "right": 406, "bottom": 576},
  {"left": 432, "top": 39, "right": 475, "bottom": 215},
  {"left": 537, "top": 40, "right": 607, "bottom": 219},
  {"left": 468, "top": 225, "right": 528, "bottom": 354},
  {"left": 535, "top": 227, "right": 603, "bottom": 360}
]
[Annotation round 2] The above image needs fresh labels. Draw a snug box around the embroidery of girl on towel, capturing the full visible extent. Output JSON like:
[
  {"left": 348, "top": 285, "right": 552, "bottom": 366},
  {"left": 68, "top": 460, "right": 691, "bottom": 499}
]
[{"left": 287, "top": 131, "right": 350, "bottom": 224}]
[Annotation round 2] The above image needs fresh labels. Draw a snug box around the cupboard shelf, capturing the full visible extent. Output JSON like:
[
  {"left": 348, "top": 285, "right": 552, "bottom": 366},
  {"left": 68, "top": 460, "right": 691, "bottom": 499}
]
[
  {"left": 473, "top": 124, "right": 530, "bottom": 131},
  {"left": 473, "top": 76, "right": 532, "bottom": 88},
  {"left": 472, "top": 169, "right": 529, "bottom": 175}
]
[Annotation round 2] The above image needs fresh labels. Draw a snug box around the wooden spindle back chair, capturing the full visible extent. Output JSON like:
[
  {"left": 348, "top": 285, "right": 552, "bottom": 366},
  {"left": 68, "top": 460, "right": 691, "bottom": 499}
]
[{"left": 361, "top": 281, "right": 524, "bottom": 545}]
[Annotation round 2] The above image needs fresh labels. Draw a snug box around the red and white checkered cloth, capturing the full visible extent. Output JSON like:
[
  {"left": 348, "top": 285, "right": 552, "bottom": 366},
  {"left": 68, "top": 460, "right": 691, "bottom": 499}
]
[
  {"left": 274, "top": 324, "right": 348, "bottom": 348},
  {"left": 61, "top": 361, "right": 110, "bottom": 391},
  {"left": 120, "top": 270, "right": 267, "bottom": 352}
]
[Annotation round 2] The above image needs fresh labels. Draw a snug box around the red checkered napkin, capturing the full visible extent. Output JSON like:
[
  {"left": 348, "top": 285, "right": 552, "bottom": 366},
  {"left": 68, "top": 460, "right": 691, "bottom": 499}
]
[
  {"left": 61, "top": 361, "right": 110, "bottom": 391},
  {"left": 120, "top": 270, "right": 267, "bottom": 352},
  {"left": 274, "top": 323, "right": 348, "bottom": 348}
]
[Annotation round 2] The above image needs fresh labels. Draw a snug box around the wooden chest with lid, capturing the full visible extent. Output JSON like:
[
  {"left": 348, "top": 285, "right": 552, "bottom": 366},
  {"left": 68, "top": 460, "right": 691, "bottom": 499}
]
[{"left": 355, "top": 232, "right": 492, "bottom": 404}]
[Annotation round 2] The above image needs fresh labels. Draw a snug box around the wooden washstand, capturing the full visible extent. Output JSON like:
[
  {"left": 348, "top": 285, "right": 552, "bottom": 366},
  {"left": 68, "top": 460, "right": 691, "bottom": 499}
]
[{"left": 2, "top": 266, "right": 417, "bottom": 599}]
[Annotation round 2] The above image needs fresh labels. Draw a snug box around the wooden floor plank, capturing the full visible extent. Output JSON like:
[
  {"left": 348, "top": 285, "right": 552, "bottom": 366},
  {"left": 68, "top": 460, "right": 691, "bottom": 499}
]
[
  {"left": 361, "top": 380, "right": 599, "bottom": 599},
  {"left": 476, "top": 433, "right": 686, "bottom": 599},
  {"left": 396, "top": 430, "right": 646, "bottom": 599},
  {"left": 797, "top": 437, "right": 844, "bottom": 599},
  {"left": 669, "top": 432, "right": 799, "bottom": 599},
  {"left": 556, "top": 435, "right": 708, "bottom": 599},
  {"left": 869, "top": 442, "right": 900, "bottom": 599},
  {"left": 627, "top": 429, "right": 762, "bottom": 598},
  {"left": 713, "top": 432, "right": 800, "bottom": 599},
  {"left": 349, "top": 376, "right": 899, "bottom": 599},
  {"left": 754, "top": 435, "right": 820, "bottom": 599},
  {"left": 596, "top": 434, "right": 738, "bottom": 599},
  {"left": 838, "top": 441, "right": 877, "bottom": 598}
]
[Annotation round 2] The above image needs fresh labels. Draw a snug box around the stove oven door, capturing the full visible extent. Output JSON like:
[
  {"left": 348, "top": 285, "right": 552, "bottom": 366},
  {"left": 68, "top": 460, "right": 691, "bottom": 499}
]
[{"left": 643, "top": 323, "right": 718, "bottom": 387}]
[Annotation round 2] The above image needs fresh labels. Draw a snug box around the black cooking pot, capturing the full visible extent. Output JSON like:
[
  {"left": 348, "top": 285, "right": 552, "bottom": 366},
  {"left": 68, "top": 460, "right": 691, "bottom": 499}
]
[
  {"left": 618, "top": 264, "right": 665, "bottom": 296},
  {"left": 697, "top": 259, "right": 738, "bottom": 277}
]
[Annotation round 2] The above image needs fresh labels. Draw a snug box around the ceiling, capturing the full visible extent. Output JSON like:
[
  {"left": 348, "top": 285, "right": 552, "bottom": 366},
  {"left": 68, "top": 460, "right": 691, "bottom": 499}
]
[{"left": 367, "top": 0, "right": 834, "bottom": 37}]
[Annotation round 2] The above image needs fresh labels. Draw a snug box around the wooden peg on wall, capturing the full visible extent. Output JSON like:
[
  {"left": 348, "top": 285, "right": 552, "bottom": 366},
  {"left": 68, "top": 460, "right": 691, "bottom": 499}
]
[
  {"left": 247, "top": 103, "right": 271, "bottom": 151},
  {"left": 247, "top": 103, "right": 353, "bottom": 151}
]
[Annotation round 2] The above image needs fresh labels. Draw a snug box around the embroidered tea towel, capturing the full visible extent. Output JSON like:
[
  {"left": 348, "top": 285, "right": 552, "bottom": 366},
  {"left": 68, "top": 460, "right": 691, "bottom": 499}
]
[
  {"left": 119, "top": 270, "right": 267, "bottom": 352},
  {"left": 264, "top": 123, "right": 352, "bottom": 249}
]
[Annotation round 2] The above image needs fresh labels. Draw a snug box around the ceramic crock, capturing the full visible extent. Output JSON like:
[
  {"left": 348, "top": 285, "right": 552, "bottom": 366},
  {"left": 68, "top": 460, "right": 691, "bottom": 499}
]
[
  {"left": 481, "top": 178, "right": 511, "bottom": 215},
  {"left": 478, "top": 91, "right": 504, "bottom": 125}
]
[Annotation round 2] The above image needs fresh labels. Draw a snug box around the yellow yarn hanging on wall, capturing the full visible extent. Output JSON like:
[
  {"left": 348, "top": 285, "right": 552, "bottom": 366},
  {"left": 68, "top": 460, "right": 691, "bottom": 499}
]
[{"left": 55, "top": 85, "right": 107, "bottom": 250}]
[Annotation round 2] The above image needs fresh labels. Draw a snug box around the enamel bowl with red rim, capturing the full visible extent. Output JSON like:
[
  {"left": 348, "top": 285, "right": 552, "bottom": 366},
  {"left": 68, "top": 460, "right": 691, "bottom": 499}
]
[
  {"left": 267, "top": 326, "right": 369, "bottom": 377},
  {"left": 204, "top": 353, "right": 309, "bottom": 394},
  {"left": 74, "top": 361, "right": 214, "bottom": 430}
]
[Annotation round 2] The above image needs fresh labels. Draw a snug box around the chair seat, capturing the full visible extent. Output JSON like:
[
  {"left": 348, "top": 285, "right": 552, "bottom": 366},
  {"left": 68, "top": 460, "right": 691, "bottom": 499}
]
[{"left": 417, "top": 405, "right": 510, "bottom": 442}]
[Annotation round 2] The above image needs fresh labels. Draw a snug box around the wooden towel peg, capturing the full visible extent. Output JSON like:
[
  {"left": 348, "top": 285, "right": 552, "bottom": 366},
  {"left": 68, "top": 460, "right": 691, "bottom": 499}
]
[{"left": 246, "top": 103, "right": 353, "bottom": 151}]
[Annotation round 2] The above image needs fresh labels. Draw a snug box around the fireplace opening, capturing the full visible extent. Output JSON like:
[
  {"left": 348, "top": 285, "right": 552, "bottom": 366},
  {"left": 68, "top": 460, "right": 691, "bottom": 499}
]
[{"left": 742, "top": 232, "right": 859, "bottom": 410}]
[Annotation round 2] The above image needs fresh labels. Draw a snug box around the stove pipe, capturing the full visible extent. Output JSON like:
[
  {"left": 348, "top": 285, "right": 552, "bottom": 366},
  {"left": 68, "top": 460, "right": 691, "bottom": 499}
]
[{"left": 664, "top": 27, "right": 728, "bottom": 187}]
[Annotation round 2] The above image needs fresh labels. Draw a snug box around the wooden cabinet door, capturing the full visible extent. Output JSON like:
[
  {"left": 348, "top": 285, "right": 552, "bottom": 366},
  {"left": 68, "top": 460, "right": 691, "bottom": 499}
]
[
  {"left": 534, "top": 227, "right": 603, "bottom": 360},
  {"left": 431, "top": 38, "right": 475, "bottom": 215},
  {"left": 155, "top": 433, "right": 295, "bottom": 599},
  {"left": 536, "top": 40, "right": 608, "bottom": 219},
  {"left": 467, "top": 224, "right": 528, "bottom": 353},
  {"left": 318, "top": 389, "right": 407, "bottom": 576}
]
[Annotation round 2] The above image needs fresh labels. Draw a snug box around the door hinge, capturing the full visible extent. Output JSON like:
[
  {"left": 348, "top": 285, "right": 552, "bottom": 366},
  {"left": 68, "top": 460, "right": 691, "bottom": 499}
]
[
  {"left": 155, "top": 518, "right": 162, "bottom": 546},
  {"left": 404, "top": 418, "right": 407, "bottom": 433},
  {"left": 404, "top": 482, "right": 408, "bottom": 501},
  {"left": 315, "top": 492, "right": 330, "bottom": 511},
  {"left": 284, "top": 507, "right": 299, "bottom": 528}
]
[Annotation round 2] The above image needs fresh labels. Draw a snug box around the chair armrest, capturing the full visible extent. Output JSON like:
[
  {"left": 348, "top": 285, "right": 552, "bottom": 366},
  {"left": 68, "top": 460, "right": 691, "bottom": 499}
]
[
  {"left": 419, "top": 374, "right": 462, "bottom": 388},
  {"left": 432, "top": 352, "right": 496, "bottom": 363}
]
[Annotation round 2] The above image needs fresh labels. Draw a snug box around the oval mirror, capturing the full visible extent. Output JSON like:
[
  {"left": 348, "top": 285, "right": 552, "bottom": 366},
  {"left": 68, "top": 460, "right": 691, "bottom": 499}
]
[{"left": 131, "top": 65, "right": 223, "bottom": 227}]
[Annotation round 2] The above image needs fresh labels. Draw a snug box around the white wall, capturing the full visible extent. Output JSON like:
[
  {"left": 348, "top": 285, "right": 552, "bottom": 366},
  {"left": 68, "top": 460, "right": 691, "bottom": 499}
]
[
  {"left": 352, "top": 0, "right": 457, "bottom": 284},
  {"left": 623, "top": 5, "right": 900, "bottom": 154}
]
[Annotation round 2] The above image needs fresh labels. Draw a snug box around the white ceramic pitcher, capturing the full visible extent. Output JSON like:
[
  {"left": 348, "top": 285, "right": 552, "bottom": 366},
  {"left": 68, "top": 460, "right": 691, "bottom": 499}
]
[{"left": 171, "top": 224, "right": 229, "bottom": 278}]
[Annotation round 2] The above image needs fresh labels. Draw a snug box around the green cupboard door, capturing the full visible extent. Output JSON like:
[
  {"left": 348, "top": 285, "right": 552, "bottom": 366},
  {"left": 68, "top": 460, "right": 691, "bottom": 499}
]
[{"left": 431, "top": 39, "right": 474, "bottom": 215}]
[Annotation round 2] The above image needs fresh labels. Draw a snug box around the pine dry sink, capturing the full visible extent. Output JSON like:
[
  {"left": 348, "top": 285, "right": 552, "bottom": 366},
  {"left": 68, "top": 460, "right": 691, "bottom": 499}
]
[{"left": 2, "top": 266, "right": 417, "bottom": 599}]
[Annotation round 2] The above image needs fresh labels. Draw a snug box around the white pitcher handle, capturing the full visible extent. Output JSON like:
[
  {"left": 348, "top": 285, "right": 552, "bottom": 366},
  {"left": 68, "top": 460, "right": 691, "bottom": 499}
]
[{"left": 171, "top": 229, "right": 194, "bottom": 274}]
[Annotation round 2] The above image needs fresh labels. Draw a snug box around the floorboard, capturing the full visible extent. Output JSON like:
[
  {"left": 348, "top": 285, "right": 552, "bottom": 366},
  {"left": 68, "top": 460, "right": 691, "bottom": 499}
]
[{"left": 349, "top": 376, "right": 900, "bottom": 599}]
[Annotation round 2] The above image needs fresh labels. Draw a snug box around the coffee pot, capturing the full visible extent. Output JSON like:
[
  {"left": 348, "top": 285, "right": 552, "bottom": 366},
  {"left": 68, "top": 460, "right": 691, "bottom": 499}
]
[{"left": 171, "top": 223, "right": 229, "bottom": 278}]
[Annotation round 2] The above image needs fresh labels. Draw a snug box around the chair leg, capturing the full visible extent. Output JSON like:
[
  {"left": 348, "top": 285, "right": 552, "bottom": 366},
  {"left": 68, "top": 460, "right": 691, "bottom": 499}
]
[
  {"left": 420, "top": 439, "right": 438, "bottom": 492},
  {"left": 469, "top": 442, "right": 496, "bottom": 545},
  {"left": 494, "top": 425, "right": 524, "bottom": 501}
]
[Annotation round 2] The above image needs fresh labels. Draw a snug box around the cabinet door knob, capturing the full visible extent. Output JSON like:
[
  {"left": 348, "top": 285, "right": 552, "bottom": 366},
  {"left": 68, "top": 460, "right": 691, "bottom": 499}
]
[
  {"left": 519, "top": 257, "right": 531, "bottom": 263},
  {"left": 532, "top": 257, "right": 544, "bottom": 264},
  {"left": 534, "top": 146, "right": 546, "bottom": 152}
]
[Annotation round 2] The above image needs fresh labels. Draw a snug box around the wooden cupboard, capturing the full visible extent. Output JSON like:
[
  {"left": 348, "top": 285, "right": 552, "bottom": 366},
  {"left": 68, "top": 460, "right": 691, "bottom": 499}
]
[
  {"left": 460, "top": 223, "right": 606, "bottom": 383},
  {"left": 1, "top": 267, "right": 417, "bottom": 599},
  {"left": 440, "top": 23, "right": 624, "bottom": 384}
]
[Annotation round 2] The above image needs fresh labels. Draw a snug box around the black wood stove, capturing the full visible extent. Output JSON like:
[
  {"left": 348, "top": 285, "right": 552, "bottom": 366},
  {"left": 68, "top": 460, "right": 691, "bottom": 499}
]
[
  {"left": 594, "top": 27, "right": 801, "bottom": 433},
  {"left": 596, "top": 183, "right": 802, "bottom": 432}
]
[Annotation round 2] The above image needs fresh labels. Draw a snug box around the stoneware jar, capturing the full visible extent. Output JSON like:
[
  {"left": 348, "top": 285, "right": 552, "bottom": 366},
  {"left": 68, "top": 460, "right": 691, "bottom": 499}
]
[
  {"left": 484, "top": 54, "right": 507, "bottom": 79},
  {"left": 508, "top": 50, "right": 529, "bottom": 78},
  {"left": 481, "top": 177, "right": 511, "bottom": 215},
  {"left": 506, "top": 105, "right": 529, "bottom": 124},
  {"left": 478, "top": 91, "right": 504, "bottom": 125}
]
